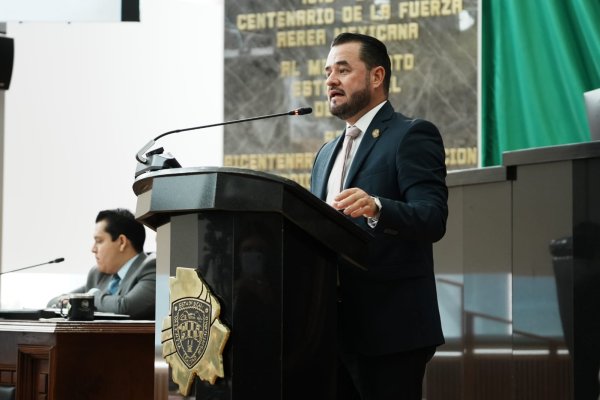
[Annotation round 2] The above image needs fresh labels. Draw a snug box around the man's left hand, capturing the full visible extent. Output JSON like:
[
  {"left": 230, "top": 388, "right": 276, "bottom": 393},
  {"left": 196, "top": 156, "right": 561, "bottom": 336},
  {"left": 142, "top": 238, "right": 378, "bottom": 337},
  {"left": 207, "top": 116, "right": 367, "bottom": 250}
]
[{"left": 332, "top": 188, "right": 379, "bottom": 218}]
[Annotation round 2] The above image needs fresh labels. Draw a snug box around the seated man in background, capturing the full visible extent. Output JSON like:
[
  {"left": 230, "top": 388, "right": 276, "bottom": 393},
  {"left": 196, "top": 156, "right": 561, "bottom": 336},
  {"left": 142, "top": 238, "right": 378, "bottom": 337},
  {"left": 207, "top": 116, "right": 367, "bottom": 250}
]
[{"left": 48, "top": 208, "right": 155, "bottom": 320}]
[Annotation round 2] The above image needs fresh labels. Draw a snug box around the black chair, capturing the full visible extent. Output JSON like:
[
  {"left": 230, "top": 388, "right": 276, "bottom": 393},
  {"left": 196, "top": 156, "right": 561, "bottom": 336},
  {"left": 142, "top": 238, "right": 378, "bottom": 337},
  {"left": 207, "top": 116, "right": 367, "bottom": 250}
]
[{"left": 0, "top": 386, "right": 15, "bottom": 400}]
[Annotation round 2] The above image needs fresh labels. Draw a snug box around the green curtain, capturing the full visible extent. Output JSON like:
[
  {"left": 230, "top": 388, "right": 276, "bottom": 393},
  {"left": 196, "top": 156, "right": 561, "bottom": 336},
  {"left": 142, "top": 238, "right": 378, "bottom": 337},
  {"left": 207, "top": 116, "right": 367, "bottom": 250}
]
[{"left": 482, "top": 0, "right": 600, "bottom": 166}]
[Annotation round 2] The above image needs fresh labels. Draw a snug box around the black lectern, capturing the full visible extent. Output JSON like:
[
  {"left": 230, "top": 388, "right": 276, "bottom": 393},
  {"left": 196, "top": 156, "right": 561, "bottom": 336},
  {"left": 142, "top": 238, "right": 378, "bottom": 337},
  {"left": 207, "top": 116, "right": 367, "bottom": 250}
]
[{"left": 133, "top": 167, "right": 370, "bottom": 400}]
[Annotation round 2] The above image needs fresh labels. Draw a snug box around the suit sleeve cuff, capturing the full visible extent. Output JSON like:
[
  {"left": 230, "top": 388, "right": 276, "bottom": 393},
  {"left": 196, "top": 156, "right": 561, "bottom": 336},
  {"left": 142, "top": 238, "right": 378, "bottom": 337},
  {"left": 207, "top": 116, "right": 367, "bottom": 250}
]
[{"left": 367, "top": 196, "right": 382, "bottom": 228}]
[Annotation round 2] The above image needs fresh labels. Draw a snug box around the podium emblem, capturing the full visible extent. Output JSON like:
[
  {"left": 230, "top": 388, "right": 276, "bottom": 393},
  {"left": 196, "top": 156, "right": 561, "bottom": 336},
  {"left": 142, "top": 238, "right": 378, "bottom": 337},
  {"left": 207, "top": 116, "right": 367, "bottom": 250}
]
[
  {"left": 172, "top": 297, "right": 211, "bottom": 368},
  {"left": 162, "top": 267, "right": 230, "bottom": 395}
]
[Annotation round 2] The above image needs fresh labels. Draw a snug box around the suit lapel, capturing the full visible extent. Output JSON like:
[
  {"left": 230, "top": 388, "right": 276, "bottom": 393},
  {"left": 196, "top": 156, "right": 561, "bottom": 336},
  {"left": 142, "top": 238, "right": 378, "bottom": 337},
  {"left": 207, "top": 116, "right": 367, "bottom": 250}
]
[
  {"left": 316, "top": 134, "right": 344, "bottom": 199},
  {"left": 344, "top": 103, "right": 395, "bottom": 188},
  {"left": 120, "top": 253, "right": 145, "bottom": 291}
]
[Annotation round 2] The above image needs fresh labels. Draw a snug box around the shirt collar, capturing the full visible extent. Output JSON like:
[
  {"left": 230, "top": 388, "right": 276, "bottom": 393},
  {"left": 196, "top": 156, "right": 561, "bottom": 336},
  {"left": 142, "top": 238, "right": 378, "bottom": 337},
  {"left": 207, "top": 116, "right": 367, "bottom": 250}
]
[
  {"left": 346, "top": 100, "right": 387, "bottom": 134},
  {"left": 116, "top": 253, "right": 141, "bottom": 280}
]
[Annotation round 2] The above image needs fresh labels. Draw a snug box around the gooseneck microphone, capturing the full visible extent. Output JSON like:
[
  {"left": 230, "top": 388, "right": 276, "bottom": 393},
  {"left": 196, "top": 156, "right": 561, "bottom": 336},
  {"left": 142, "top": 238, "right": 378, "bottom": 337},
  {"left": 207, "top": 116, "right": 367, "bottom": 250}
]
[
  {"left": 0, "top": 257, "right": 65, "bottom": 275},
  {"left": 135, "top": 107, "right": 313, "bottom": 164}
]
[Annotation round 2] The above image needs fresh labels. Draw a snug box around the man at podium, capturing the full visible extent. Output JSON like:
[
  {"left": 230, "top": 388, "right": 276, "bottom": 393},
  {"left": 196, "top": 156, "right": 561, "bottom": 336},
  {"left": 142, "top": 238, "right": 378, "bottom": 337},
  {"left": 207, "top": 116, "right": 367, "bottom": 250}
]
[
  {"left": 311, "top": 33, "right": 448, "bottom": 399},
  {"left": 48, "top": 208, "right": 156, "bottom": 320}
]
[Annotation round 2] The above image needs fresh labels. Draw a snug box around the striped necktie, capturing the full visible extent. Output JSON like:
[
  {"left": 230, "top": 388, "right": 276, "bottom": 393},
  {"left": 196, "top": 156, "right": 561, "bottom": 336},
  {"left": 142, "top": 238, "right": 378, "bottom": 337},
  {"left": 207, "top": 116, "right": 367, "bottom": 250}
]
[
  {"left": 326, "top": 126, "right": 361, "bottom": 204},
  {"left": 340, "top": 126, "right": 361, "bottom": 191}
]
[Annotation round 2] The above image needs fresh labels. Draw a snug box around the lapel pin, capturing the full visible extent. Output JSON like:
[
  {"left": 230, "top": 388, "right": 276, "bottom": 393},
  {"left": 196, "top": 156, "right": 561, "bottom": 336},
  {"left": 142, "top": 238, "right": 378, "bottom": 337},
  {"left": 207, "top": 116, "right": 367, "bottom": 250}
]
[{"left": 372, "top": 128, "right": 380, "bottom": 139}]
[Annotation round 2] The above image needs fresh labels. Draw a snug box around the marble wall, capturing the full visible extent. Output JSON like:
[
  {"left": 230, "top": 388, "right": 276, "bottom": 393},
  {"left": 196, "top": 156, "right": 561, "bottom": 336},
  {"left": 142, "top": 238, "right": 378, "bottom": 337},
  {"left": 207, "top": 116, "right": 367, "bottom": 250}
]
[{"left": 223, "top": 0, "right": 479, "bottom": 188}]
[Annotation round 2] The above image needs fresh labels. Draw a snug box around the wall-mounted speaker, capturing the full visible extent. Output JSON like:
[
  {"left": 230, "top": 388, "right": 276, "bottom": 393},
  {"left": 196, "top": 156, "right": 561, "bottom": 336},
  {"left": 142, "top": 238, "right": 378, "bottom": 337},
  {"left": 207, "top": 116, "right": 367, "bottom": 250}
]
[{"left": 0, "top": 36, "right": 14, "bottom": 90}]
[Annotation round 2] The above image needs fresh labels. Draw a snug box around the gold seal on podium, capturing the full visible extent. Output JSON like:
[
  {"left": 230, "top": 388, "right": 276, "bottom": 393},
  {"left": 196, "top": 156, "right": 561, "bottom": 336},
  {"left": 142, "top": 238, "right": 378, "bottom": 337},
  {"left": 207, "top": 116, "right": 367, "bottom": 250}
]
[{"left": 161, "top": 267, "right": 230, "bottom": 396}]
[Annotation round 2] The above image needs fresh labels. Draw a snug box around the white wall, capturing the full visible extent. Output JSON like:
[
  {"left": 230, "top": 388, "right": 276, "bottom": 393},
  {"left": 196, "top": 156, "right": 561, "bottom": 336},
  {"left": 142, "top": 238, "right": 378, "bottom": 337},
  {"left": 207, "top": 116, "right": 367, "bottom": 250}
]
[{"left": 0, "top": 0, "right": 224, "bottom": 308}]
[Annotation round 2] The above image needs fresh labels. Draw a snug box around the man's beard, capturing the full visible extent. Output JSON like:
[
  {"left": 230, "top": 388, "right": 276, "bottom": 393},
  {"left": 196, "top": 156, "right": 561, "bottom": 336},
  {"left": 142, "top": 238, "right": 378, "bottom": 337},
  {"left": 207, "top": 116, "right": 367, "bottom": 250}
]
[{"left": 329, "top": 78, "right": 371, "bottom": 121}]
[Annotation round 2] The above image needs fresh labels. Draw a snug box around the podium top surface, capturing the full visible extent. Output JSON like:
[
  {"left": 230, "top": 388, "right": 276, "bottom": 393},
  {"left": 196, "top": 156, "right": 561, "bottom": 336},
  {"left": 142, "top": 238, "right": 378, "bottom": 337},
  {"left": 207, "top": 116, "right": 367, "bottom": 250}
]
[{"left": 133, "top": 167, "right": 371, "bottom": 268}]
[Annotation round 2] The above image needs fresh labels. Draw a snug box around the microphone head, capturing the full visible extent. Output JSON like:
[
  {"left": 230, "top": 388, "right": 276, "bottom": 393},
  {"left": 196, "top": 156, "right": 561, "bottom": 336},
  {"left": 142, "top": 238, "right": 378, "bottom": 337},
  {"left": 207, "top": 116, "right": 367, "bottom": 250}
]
[
  {"left": 289, "top": 107, "right": 313, "bottom": 116},
  {"left": 52, "top": 258, "right": 65, "bottom": 263}
]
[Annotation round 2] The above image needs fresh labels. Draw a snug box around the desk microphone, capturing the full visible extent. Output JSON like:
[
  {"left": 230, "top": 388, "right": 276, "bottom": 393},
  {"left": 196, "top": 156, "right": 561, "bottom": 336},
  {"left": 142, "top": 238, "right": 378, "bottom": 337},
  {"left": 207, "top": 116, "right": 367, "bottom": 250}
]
[
  {"left": 134, "top": 107, "right": 313, "bottom": 177},
  {"left": 0, "top": 258, "right": 65, "bottom": 275}
]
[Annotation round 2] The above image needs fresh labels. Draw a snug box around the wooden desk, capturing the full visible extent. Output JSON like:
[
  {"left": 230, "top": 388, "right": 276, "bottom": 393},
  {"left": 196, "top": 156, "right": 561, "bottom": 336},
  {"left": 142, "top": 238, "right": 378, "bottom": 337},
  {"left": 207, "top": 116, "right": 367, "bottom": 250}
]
[{"left": 0, "top": 320, "right": 154, "bottom": 400}]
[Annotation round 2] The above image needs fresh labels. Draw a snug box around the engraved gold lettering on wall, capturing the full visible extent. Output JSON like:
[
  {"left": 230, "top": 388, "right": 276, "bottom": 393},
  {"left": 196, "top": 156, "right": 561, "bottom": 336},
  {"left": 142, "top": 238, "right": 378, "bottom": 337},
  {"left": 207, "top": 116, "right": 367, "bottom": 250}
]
[
  {"left": 398, "top": 0, "right": 464, "bottom": 19},
  {"left": 445, "top": 147, "right": 477, "bottom": 167},
  {"left": 225, "top": 0, "right": 479, "bottom": 183},
  {"left": 224, "top": 153, "right": 315, "bottom": 171},
  {"left": 333, "top": 22, "right": 419, "bottom": 41},
  {"left": 224, "top": 153, "right": 316, "bottom": 189},
  {"left": 277, "top": 29, "right": 328, "bottom": 48},
  {"left": 236, "top": 9, "right": 336, "bottom": 31}
]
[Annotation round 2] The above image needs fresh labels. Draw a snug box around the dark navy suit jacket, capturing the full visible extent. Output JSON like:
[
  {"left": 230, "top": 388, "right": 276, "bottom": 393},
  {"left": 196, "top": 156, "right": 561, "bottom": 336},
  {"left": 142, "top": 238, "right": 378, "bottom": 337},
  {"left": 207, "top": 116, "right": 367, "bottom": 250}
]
[{"left": 311, "top": 101, "right": 448, "bottom": 355}]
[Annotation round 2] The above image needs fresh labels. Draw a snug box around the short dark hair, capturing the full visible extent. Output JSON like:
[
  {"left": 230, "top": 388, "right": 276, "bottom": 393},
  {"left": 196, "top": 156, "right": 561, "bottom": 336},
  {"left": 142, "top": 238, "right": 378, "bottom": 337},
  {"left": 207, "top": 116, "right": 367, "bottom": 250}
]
[
  {"left": 331, "top": 32, "right": 391, "bottom": 95},
  {"left": 96, "top": 208, "right": 145, "bottom": 253}
]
